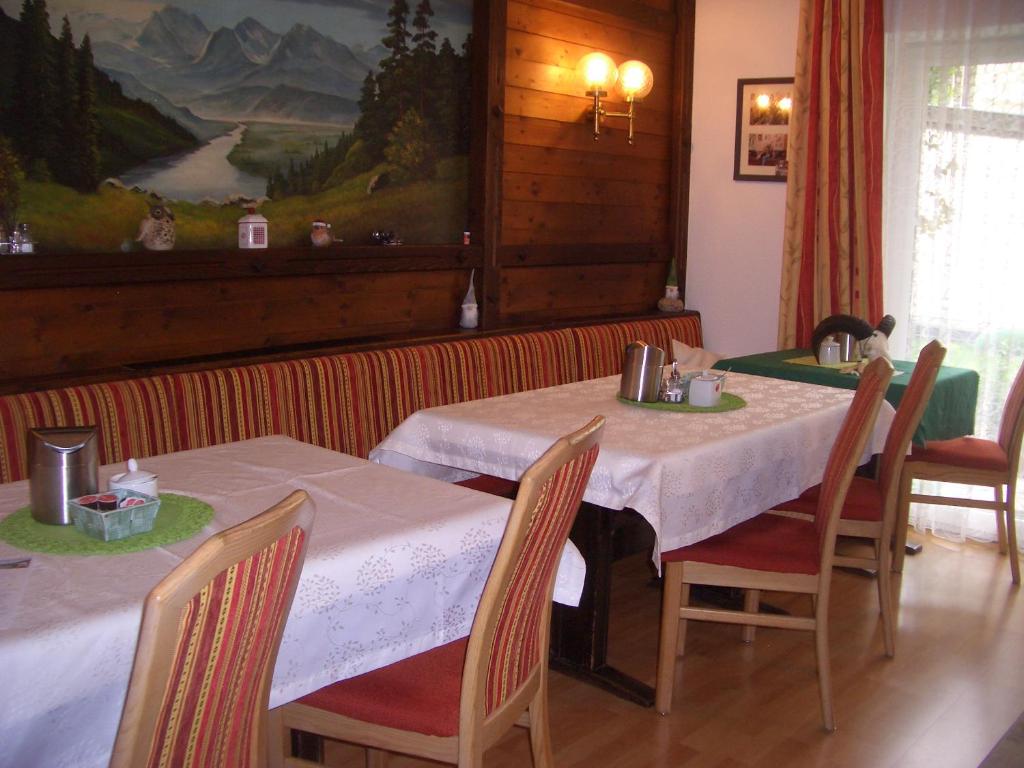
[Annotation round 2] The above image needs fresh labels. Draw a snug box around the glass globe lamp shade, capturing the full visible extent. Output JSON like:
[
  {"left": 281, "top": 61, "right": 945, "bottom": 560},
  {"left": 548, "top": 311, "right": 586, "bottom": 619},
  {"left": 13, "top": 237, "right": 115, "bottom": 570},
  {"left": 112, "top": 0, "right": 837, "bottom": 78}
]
[
  {"left": 577, "top": 52, "right": 618, "bottom": 92},
  {"left": 616, "top": 60, "right": 654, "bottom": 101}
]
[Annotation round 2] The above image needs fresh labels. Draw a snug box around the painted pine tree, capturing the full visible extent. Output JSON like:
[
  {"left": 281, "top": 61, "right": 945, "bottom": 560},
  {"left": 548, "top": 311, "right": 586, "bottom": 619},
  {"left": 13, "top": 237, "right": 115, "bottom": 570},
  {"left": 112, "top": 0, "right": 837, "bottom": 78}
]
[
  {"left": 53, "top": 15, "right": 78, "bottom": 188},
  {"left": 12, "top": 0, "right": 57, "bottom": 177},
  {"left": 73, "top": 34, "right": 100, "bottom": 192}
]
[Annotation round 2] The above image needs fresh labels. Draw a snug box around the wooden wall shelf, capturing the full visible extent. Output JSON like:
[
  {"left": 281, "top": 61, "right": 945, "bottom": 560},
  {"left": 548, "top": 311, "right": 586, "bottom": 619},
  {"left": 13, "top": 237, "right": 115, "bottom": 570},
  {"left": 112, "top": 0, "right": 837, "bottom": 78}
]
[{"left": 0, "top": 246, "right": 484, "bottom": 290}]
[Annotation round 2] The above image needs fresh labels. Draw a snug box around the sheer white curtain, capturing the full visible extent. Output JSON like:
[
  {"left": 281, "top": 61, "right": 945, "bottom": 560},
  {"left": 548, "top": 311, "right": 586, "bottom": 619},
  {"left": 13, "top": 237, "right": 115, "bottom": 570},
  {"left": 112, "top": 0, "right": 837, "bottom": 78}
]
[{"left": 883, "top": 0, "right": 1024, "bottom": 547}]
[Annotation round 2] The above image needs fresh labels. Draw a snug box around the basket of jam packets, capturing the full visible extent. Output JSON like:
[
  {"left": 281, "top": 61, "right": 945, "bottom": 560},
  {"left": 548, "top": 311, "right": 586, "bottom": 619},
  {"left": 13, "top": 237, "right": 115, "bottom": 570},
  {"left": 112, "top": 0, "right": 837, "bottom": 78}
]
[{"left": 69, "top": 489, "right": 161, "bottom": 542}]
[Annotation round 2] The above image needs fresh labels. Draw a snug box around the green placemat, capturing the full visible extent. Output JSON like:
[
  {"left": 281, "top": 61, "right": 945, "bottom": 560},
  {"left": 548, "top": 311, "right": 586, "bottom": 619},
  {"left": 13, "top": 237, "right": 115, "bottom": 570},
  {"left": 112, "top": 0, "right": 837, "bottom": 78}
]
[
  {"left": 782, "top": 354, "right": 905, "bottom": 376},
  {"left": 783, "top": 353, "right": 857, "bottom": 370},
  {"left": 0, "top": 493, "right": 214, "bottom": 555},
  {"left": 616, "top": 393, "right": 747, "bottom": 413}
]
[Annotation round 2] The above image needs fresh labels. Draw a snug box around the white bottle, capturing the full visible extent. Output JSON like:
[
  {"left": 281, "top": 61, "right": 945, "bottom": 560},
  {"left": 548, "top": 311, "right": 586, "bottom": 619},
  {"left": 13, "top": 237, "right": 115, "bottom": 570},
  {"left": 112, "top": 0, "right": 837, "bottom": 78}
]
[{"left": 18, "top": 224, "right": 33, "bottom": 254}]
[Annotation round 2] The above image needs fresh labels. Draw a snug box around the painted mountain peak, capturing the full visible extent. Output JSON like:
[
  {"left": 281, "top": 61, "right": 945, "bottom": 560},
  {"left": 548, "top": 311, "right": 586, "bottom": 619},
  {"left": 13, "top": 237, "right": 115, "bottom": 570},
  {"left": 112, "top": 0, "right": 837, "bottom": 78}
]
[
  {"left": 92, "top": 4, "right": 373, "bottom": 117},
  {"left": 136, "top": 5, "right": 209, "bottom": 64},
  {"left": 233, "top": 17, "right": 279, "bottom": 63},
  {"left": 192, "top": 26, "right": 260, "bottom": 79}
]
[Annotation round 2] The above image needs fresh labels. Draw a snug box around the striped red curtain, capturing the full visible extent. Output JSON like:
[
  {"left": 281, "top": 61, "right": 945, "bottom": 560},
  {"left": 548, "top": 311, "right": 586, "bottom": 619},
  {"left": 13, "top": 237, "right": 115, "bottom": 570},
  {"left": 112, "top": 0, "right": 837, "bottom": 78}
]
[{"left": 778, "top": 0, "right": 885, "bottom": 349}]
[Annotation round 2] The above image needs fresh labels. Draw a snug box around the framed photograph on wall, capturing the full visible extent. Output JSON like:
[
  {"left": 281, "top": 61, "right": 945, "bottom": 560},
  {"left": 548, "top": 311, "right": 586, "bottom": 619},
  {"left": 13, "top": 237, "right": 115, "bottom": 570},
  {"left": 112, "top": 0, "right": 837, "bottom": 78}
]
[{"left": 733, "top": 77, "right": 795, "bottom": 182}]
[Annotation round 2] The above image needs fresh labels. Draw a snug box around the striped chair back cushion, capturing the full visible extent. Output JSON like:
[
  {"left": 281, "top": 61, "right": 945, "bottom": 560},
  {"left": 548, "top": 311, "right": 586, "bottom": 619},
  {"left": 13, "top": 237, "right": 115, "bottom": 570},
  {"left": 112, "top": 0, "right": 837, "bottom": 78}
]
[
  {"left": 998, "top": 358, "right": 1024, "bottom": 457},
  {"left": 483, "top": 443, "right": 599, "bottom": 714},
  {"left": 877, "top": 342, "right": 944, "bottom": 496},
  {"left": 814, "top": 360, "right": 891, "bottom": 549},
  {"left": 146, "top": 525, "right": 306, "bottom": 768}
]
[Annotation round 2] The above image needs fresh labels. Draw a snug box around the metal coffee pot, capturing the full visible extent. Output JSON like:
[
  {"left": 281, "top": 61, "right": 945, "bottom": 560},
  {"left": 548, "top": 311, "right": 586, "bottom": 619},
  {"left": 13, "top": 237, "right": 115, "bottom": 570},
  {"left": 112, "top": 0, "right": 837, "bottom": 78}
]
[
  {"left": 619, "top": 341, "right": 666, "bottom": 403},
  {"left": 28, "top": 426, "right": 99, "bottom": 525}
]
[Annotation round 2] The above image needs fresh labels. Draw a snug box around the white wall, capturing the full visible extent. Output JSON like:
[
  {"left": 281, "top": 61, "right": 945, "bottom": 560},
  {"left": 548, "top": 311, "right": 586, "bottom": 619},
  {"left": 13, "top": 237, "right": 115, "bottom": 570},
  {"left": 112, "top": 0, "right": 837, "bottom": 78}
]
[{"left": 685, "top": 0, "right": 800, "bottom": 356}]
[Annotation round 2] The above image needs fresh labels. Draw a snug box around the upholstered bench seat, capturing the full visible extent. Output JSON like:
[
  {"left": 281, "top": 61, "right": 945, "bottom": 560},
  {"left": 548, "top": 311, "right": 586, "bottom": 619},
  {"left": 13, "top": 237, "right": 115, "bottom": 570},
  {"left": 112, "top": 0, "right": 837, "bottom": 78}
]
[{"left": 0, "top": 315, "right": 702, "bottom": 484}]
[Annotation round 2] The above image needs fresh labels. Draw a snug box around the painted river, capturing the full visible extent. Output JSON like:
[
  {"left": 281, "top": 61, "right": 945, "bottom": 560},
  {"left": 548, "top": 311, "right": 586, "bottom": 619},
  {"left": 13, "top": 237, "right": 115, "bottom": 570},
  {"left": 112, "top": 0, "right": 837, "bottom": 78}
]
[{"left": 117, "top": 124, "right": 266, "bottom": 203}]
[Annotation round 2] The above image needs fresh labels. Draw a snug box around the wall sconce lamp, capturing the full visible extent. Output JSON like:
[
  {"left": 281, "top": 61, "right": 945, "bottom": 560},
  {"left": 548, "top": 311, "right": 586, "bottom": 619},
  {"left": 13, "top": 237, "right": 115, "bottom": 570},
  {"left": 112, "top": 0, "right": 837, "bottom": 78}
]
[{"left": 576, "top": 52, "right": 654, "bottom": 145}]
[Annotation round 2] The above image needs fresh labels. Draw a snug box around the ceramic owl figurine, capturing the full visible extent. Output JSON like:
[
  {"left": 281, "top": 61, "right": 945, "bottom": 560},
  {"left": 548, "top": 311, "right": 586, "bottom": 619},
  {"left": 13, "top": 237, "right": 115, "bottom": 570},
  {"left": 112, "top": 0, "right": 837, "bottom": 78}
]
[{"left": 136, "top": 205, "right": 176, "bottom": 251}]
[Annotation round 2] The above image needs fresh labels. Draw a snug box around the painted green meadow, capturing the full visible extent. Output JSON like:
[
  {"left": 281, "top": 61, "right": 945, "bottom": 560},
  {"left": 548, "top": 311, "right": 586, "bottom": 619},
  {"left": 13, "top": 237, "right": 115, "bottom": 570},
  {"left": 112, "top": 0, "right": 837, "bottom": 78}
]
[
  {"left": 227, "top": 123, "right": 351, "bottom": 180},
  {"left": 19, "top": 156, "right": 467, "bottom": 252}
]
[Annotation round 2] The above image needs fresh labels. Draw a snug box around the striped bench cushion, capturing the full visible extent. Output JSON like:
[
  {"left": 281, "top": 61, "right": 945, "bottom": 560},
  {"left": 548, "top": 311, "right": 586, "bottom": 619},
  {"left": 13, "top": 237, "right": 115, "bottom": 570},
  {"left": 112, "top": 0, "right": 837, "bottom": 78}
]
[{"left": 0, "top": 315, "right": 702, "bottom": 483}]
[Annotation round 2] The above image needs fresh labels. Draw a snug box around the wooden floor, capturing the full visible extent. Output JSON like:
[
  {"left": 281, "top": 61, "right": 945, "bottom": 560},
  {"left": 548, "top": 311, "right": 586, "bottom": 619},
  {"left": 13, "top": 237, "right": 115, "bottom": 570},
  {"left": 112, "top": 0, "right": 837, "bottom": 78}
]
[{"left": 317, "top": 530, "right": 1024, "bottom": 768}]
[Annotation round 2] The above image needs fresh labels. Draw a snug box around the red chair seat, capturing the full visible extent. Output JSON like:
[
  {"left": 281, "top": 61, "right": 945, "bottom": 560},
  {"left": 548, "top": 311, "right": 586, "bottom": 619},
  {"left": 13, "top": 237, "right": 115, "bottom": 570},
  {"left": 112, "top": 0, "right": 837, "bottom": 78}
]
[
  {"left": 776, "top": 476, "right": 883, "bottom": 523},
  {"left": 296, "top": 637, "right": 468, "bottom": 738},
  {"left": 661, "top": 513, "right": 820, "bottom": 574},
  {"left": 910, "top": 436, "right": 1009, "bottom": 473},
  {"left": 454, "top": 474, "right": 519, "bottom": 498}
]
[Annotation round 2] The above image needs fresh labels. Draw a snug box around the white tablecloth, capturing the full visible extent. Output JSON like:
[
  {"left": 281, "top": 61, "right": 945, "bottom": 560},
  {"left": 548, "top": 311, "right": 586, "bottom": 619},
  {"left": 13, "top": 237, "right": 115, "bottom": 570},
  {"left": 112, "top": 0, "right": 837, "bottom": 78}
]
[
  {"left": 371, "top": 373, "right": 896, "bottom": 561},
  {"left": 0, "top": 436, "right": 584, "bottom": 768}
]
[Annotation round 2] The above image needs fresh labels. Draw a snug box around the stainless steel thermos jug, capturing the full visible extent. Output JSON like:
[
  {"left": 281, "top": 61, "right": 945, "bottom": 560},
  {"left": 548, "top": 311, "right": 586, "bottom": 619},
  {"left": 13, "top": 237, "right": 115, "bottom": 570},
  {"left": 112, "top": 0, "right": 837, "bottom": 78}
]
[
  {"left": 28, "top": 427, "right": 99, "bottom": 525},
  {"left": 619, "top": 341, "right": 666, "bottom": 403}
]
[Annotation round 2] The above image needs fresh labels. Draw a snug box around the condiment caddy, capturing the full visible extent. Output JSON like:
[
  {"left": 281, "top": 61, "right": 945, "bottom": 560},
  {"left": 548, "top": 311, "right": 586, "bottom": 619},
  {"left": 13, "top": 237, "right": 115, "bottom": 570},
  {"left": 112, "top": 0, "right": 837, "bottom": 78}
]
[
  {"left": 659, "top": 366, "right": 725, "bottom": 408},
  {"left": 69, "top": 488, "right": 161, "bottom": 541}
]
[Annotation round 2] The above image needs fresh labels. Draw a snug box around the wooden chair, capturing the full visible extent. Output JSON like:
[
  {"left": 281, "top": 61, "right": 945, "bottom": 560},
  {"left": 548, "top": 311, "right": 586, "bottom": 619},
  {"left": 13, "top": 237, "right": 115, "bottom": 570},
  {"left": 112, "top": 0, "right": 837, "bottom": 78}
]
[
  {"left": 655, "top": 358, "right": 893, "bottom": 732},
  {"left": 772, "top": 340, "right": 946, "bottom": 655},
  {"left": 110, "top": 490, "right": 315, "bottom": 768},
  {"left": 269, "top": 416, "right": 605, "bottom": 768},
  {"left": 896, "top": 358, "right": 1024, "bottom": 584}
]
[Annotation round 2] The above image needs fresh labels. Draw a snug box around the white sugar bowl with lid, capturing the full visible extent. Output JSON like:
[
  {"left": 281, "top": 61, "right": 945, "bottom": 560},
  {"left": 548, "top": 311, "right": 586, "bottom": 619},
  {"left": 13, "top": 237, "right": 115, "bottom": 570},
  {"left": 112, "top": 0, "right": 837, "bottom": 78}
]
[
  {"left": 109, "top": 458, "right": 159, "bottom": 498},
  {"left": 688, "top": 372, "right": 725, "bottom": 408}
]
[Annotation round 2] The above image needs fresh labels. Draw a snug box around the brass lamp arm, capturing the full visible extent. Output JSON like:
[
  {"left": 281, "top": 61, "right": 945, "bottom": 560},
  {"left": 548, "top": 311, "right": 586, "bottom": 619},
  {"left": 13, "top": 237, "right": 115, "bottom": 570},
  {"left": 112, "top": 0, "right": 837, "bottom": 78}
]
[{"left": 586, "top": 94, "right": 640, "bottom": 145}]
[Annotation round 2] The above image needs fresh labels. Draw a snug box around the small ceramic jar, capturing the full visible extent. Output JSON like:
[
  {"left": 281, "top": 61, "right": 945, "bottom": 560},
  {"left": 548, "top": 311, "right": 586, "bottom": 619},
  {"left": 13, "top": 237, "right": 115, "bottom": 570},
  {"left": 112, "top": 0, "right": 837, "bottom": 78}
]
[{"left": 109, "top": 458, "right": 159, "bottom": 498}]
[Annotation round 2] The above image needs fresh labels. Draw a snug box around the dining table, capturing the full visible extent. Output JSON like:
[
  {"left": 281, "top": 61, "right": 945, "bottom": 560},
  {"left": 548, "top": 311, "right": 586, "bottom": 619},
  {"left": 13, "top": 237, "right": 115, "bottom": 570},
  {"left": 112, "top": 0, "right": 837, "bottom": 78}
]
[
  {"left": 0, "top": 435, "right": 585, "bottom": 768},
  {"left": 370, "top": 371, "right": 896, "bottom": 705},
  {"left": 712, "top": 348, "right": 979, "bottom": 445}
]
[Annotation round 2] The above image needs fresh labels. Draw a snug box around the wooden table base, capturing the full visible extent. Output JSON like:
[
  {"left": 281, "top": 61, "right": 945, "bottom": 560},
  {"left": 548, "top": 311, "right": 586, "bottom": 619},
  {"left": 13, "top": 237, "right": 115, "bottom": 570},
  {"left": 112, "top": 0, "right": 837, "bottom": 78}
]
[
  {"left": 549, "top": 502, "right": 657, "bottom": 707},
  {"left": 548, "top": 503, "right": 791, "bottom": 707}
]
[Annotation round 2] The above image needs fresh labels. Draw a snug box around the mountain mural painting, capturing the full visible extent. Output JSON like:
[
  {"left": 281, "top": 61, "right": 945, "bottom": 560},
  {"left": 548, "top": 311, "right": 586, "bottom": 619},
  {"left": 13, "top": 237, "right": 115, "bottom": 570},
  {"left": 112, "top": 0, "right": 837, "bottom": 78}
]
[{"left": 0, "top": 0, "right": 472, "bottom": 252}]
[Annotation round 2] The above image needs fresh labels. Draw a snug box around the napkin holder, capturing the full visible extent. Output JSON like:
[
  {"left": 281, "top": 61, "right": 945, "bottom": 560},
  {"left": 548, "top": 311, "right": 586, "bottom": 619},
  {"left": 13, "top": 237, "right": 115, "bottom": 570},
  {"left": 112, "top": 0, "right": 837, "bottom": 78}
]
[{"left": 619, "top": 341, "right": 665, "bottom": 403}]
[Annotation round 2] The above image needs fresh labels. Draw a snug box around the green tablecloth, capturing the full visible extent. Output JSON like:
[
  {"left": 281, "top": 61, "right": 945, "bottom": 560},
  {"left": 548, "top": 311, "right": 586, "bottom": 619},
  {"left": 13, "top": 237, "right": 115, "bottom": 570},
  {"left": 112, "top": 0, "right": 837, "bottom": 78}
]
[{"left": 713, "top": 349, "right": 979, "bottom": 445}]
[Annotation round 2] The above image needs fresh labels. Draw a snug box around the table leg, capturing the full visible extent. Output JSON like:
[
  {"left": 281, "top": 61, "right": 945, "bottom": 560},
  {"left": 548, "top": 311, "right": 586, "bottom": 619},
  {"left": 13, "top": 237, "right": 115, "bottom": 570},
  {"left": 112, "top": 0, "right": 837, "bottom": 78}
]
[{"left": 548, "top": 502, "right": 656, "bottom": 707}]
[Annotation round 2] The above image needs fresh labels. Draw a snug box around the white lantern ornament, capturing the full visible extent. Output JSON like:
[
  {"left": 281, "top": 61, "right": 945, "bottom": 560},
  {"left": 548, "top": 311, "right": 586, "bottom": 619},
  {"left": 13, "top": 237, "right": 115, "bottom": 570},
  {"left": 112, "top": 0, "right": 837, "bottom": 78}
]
[{"left": 238, "top": 208, "right": 268, "bottom": 249}]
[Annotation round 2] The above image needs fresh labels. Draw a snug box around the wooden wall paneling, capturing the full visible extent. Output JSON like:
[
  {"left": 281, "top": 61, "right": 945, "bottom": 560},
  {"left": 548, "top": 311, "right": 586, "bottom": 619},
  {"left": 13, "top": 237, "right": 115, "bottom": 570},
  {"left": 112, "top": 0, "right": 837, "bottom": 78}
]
[
  {"left": 506, "top": 23, "right": 673, "bottom": 73},
  {"left": 504, "top": 86, "right": 672, "bottom": 136},
  {"left": 502, "top": 201, "right": 669, "bottom": 245},
  {"left": 0, "top": 270, "right": 472, "bottom": 381},
  {"left": 670, "top": 0, "right": 696, "bottom": 302},
  {"left": 638, "top": 0, "right": 673, "bottom": 10},
  {"left": 502, "top": 12, "right": 673, "bottom": 180},
  {"left": 503, "top": 138, "right": 669, "bottom": 183},
  {"left": 503, "top": 116, "right": 671, "bottom": 161},
  {"left": 505, "top": 58, "right": 673, "bottom": 112},
  {"left": 498, "top": 243, "right": 667, "bottom": 266},
  {"left": 503, "top": 172, "right": 667, "bottom": 208},
  {"left": 0, "top": 247, "right": 481, "bottom": 290},
  {"left": 497, "top": 0, "right": 685, "bottom": 324},
  {"left": 508, "top": 1, "right": 674, "bottom": 44},
  {"left": 472, "top": 0, "right": 508, "bottom": 330},
  {"left": 499, "top": 262, "right": 666, "bottom": 321}
]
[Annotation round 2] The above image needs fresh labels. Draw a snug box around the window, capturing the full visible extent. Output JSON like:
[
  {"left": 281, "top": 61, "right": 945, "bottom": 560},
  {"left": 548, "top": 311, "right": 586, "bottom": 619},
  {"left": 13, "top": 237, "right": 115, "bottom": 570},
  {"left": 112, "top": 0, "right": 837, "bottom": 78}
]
[{"left": 884, "top": 3, "right": 1024, "bottom": 543}]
